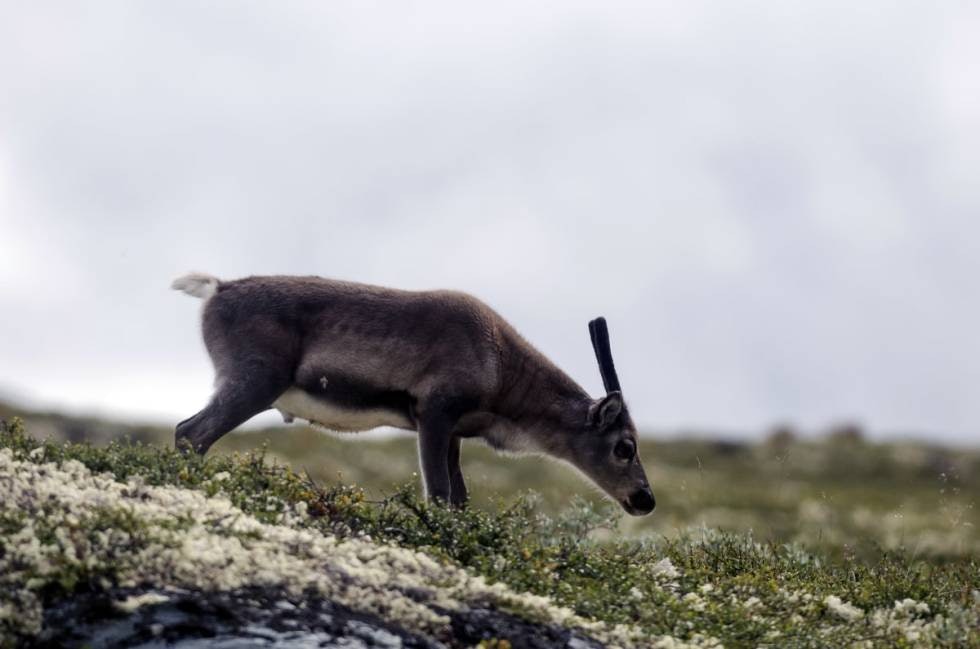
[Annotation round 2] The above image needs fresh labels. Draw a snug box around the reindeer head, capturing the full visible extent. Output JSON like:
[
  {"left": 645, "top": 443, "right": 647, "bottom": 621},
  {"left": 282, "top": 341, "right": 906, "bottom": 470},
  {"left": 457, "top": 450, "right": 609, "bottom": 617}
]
[{"left": 564, "top": 317, "right": 655, "bottom": 516}]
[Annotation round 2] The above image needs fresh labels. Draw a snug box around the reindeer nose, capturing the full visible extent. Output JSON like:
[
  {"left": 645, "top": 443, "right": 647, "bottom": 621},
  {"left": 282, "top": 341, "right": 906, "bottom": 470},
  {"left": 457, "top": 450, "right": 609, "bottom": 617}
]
[{"left": 627, "top": 488, "right": 655, "bottom": 514}]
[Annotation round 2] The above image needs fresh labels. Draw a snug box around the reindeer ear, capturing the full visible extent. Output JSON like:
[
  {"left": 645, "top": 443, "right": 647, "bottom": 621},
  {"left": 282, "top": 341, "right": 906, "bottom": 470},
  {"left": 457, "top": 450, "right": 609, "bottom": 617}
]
[{"left": 589, "top": 391, "right": 623, "bottom": 430}]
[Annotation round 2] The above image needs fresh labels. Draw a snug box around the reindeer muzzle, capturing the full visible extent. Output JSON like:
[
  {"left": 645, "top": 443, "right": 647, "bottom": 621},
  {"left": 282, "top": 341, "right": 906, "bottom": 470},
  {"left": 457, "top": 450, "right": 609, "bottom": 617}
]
[{"left": 624, "top": 487, "right": 655, "bottom": 516}]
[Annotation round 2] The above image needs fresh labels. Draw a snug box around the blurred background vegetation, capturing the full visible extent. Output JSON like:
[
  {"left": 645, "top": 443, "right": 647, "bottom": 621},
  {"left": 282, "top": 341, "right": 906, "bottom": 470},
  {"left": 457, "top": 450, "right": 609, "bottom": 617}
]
[{"left": 3, "top": 398, "right": 976, "bottom": 563}]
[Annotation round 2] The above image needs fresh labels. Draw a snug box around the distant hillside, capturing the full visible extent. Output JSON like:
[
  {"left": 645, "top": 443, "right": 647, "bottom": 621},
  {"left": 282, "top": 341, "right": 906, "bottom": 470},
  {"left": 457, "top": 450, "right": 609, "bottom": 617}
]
[
  {"left": 1, "top": 398, "right": 976, "bottom": 561},
  {"left": 0, "top": 398, "right": 169, "bottom": 446}
]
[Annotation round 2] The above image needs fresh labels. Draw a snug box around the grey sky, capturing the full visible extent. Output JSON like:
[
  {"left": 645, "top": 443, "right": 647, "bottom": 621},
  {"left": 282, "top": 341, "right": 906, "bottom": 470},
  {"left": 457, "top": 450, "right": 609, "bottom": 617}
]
[{"left": 1, "top": 2, "right": 978, "bottom": 442}]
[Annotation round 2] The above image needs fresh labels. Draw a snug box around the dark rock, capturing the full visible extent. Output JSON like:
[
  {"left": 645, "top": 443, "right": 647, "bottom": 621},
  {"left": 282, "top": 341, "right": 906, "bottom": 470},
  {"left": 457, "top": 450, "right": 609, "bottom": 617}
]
[
  {"left": 31, "top": 586, "right": 606, "bottom": 649},
  {"left": 34, "top": 586, "right": 441, "bottom": 649}
]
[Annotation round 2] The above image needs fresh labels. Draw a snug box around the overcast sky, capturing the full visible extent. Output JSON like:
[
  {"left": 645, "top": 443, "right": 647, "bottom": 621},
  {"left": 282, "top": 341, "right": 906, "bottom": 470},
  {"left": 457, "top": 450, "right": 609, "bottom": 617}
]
[{"left": 1, "top": 2, "right": 978, "bottom": 443}]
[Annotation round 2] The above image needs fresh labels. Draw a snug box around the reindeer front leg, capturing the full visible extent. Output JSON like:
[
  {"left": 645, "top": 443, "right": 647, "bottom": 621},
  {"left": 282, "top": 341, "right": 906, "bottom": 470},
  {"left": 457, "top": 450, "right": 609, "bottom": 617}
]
[
  {"left": 417, "top": 418, "right": 452, "bottom": 503},
  {"left": 416, "top": 394, "right": 473, "bottom": 504},
  {"left": 448, "top": 437, "right": 468, "bottom": 507}
]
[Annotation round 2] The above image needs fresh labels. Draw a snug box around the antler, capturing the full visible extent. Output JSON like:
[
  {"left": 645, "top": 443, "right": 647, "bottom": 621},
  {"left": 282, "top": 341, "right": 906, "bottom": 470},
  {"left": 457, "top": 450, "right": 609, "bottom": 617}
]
[{"left": 588, "top": 316, "right": 621, "bottom": 394}]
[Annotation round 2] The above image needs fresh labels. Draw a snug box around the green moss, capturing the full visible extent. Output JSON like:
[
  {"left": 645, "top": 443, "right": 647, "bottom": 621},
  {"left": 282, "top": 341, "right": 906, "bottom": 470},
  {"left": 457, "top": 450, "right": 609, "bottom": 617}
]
[{"left": 2, "top": 418, "right": 978, "bottom": 648}]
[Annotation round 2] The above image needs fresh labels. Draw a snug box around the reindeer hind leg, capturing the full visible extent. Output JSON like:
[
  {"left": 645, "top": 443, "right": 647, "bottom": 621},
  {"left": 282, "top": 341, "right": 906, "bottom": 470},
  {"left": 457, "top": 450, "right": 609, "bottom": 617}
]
[{"left": 176, "top": 363, "right": 291, "bottom": 454}]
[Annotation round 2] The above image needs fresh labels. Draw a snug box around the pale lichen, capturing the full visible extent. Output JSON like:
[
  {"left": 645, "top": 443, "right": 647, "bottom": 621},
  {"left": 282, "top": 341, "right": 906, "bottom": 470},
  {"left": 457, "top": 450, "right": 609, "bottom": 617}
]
[{"left": 0, "top": 449, "right": 635, "bottom": 645}]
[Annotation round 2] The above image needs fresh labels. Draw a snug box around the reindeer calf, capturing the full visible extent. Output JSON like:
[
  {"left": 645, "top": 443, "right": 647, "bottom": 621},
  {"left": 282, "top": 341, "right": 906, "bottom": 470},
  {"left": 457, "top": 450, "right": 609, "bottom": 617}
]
[{"left": 172, "top": 273, "right": 654, "bottom": 515}]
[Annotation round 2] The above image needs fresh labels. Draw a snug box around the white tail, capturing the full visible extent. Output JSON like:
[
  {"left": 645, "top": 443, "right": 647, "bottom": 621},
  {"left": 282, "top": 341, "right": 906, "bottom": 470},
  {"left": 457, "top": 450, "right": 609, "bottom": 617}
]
[{"left": 171, "top": 272, "right": 220, "bottom": 300}]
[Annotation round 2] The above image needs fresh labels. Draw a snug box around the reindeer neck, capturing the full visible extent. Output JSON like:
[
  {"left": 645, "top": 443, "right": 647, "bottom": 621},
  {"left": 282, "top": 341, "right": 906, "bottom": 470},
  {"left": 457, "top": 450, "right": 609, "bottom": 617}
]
[{"left": 492, "top": 322, "right": 592, "bottom": 433}]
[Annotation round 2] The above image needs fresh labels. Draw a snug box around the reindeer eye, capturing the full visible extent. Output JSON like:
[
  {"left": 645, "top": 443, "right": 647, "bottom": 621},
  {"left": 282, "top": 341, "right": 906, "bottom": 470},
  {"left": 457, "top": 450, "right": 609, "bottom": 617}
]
[{"left": 613, "top": 439, "right": 635, "bottom": 461}]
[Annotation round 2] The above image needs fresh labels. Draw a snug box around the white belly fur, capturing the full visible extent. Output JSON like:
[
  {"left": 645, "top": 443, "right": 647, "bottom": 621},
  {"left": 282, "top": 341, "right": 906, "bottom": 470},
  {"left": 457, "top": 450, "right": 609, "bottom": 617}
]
[
  {"left": 273, "top": 388, "right": 413, "bottom": 432},
  {"left": 484, "top": 425, "right": 541, "bottom": 455}
]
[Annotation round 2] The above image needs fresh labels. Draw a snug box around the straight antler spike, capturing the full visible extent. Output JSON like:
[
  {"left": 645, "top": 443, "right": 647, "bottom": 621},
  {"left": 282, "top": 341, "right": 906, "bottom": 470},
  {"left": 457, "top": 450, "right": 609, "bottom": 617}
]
[{"left": 588, "top": 316, "right": 621, "bottom": 394}]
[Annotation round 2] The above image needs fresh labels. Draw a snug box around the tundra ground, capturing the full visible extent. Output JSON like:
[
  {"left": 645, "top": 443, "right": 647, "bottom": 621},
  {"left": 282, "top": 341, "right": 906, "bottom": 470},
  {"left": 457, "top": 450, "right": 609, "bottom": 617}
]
[{"left": 0, "top": 413, "right": 977, "bottom": 647}]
